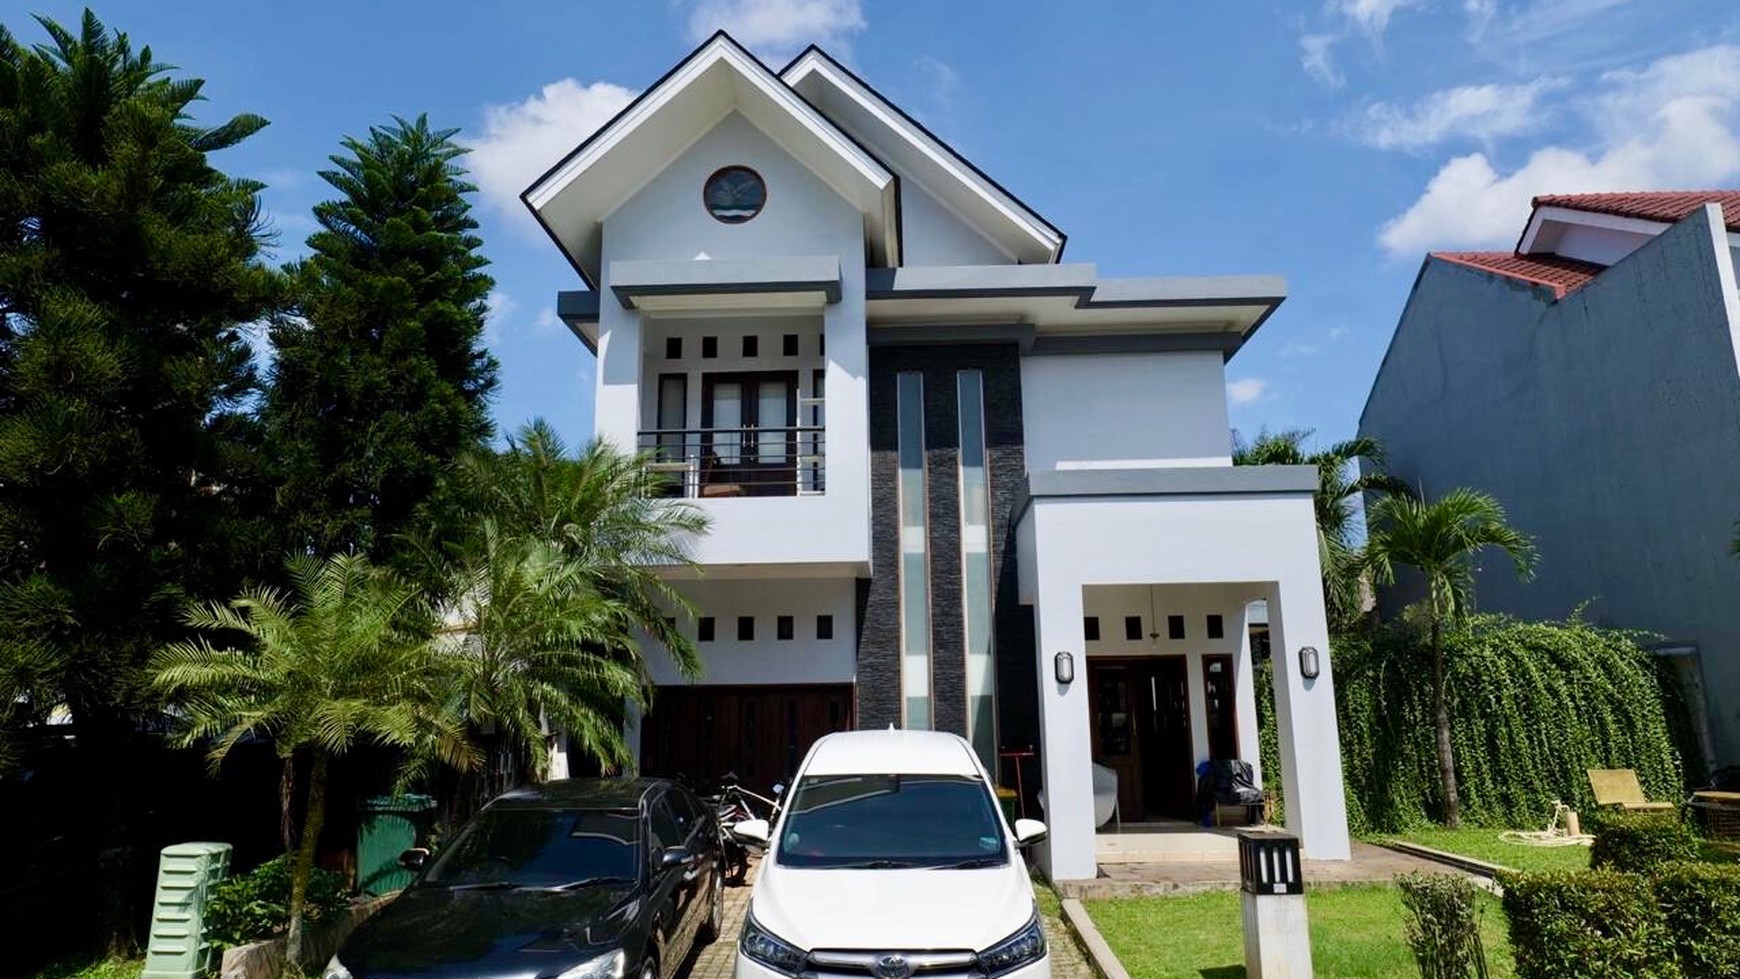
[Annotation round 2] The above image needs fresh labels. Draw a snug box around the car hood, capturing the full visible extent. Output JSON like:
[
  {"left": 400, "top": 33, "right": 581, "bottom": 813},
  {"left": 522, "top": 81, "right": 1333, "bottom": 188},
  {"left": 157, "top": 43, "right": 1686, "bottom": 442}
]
[
  {"left": 340, "top": 884, "right": 635, "bottom": 979},
  {"left": 749, "top": 861, "right": 1034, "bottom": 951}
]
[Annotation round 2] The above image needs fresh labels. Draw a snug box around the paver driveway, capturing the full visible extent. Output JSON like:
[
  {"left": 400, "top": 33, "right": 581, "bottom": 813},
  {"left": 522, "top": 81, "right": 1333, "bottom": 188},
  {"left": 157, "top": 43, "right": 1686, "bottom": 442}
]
[{"left": 680, "top": 859, "right": 1093, "bottom": 979}]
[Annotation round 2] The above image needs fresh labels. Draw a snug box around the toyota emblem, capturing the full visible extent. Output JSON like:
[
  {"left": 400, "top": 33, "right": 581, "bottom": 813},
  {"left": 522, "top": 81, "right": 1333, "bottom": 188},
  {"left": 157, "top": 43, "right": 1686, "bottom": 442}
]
[{"left": 874, "top": 954, "right": 912, "bottom": 979}]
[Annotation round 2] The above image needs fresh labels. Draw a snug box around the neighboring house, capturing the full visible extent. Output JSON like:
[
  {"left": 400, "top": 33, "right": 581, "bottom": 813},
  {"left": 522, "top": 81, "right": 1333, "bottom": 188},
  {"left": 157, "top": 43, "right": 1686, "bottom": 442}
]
[
  {"left": 523, "top": 33, "right": 1349, "bottom": 878},
  {"left": 1361, "top": 191, "right": 1740, "bottom": 773}
]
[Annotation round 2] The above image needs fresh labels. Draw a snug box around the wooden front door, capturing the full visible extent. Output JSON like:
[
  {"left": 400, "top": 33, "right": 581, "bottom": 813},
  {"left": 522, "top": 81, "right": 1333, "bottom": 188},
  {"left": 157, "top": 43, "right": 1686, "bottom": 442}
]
[
  {"left": 1089, "top": 658, "right": 1195, "bottom": 821},
  {"left": 640, "top": 685, "right": 852, "bottom": 796}
]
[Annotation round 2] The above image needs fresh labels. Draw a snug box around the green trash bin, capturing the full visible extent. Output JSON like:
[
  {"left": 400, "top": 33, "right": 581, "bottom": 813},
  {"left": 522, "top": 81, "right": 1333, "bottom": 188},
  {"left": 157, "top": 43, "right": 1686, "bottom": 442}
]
[
  {"left": 357, "top": 794, "right": 436, "bottom": 896},
  {"left": 996, "top": 787, "right": 1019, "bottom": 827}
]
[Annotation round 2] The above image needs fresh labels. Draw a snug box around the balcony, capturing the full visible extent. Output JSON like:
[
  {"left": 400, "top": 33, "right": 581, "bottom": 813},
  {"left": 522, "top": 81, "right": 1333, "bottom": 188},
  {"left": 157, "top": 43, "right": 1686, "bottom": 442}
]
[{"left": 638, "top": 426, "right": 826, "bottom": 498}]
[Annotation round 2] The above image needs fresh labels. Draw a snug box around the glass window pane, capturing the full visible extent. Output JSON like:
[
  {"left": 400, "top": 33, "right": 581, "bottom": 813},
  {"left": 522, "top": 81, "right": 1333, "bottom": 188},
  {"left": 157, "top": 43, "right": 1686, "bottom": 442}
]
[
  {"left": 711, "top": 382, "right": 741, "bottom": 463},
  {"left": 896, "top": 372, "right": 930, "bottom": 731},
  {"left": 956, "top": 370, "right": 996, "bottom": 772}
]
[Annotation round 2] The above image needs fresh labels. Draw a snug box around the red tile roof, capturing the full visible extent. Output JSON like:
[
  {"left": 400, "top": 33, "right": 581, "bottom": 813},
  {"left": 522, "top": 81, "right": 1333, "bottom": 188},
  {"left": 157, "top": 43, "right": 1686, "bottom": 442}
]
[
  {"left": 1531, "top": 191, "right": 1740, "bottom": 232},
  {"left": 1430, "top": 251, "right": 1606, "bottom": 299}
]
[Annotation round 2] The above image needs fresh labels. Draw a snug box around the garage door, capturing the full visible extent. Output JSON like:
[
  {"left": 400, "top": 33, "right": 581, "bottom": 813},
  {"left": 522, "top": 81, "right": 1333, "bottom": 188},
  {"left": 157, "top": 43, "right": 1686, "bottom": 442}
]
[{"left": 640, "top": 684, "right": 853, "bottom": 796}]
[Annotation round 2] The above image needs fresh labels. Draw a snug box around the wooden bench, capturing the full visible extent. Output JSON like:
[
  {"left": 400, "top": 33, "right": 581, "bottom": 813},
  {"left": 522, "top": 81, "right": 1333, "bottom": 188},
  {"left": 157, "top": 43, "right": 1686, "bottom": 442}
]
[{"left": 1587, "top": 768, "right": 1676, "bottom": 812}]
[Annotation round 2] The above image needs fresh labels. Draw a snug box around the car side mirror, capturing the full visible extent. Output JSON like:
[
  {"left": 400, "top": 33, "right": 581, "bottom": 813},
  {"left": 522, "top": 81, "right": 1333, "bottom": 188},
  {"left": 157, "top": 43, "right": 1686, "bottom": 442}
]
[
  {"left": 660, "top": 846, "right": 697, "bottom": 870},
  {"left": 1014, "top": 819, "right": 1048, "bottom": 847},
  {"left": 732, "top": 818, "right": 771, "bottom": 845},
  {"left": 398, "top": 847, "right": 429, "bottom": 871}
]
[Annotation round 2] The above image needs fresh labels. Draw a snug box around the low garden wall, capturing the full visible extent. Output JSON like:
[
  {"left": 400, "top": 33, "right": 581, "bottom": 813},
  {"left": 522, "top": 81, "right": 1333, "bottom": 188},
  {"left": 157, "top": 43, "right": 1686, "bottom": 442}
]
[{"left": 219, "top": 893, "right": 395, "bottom": 979}]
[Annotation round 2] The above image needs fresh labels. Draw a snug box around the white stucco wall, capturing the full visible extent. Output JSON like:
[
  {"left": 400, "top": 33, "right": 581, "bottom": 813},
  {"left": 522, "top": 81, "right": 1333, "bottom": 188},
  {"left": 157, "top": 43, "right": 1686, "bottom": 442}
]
[
  {"left": 1020, "top": 351, "right": 1233, "bottom": 471},
  {"left": 900, "top": 179, "right": 1013, "bottom": 266},
  {"left": 644, "top": 577, "right": 859, "bottom": 686},
  {"left": 596, "top": 111, "right": 872, "bottom": 569},
  {"left": 1022, "top": 491, "right": 1348, "bottom": 878}
]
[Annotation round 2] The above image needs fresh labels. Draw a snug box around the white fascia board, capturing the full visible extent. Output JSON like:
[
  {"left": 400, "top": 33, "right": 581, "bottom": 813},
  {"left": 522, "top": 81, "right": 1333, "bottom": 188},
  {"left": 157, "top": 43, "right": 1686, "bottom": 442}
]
[
  {"left": 523, "top": 35, "right": 897, "bottom": 278},
  {"left": 1519, "top": 205, "right": 1669, "bottom": 254},
  {"left": 782, "top": 50, "right": 1064, "bottom": 263}
]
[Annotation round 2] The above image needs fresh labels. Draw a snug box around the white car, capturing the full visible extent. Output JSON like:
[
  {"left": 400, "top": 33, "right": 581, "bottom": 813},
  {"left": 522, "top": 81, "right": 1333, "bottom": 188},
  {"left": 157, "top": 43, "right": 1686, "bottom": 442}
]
[{"left": 731, "top": 729, "right": 1051, "bottom": 979}]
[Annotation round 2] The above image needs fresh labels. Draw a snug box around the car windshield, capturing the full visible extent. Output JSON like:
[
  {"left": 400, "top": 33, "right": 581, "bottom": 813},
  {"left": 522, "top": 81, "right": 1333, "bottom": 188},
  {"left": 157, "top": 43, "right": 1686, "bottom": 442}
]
[
  {"left": 422, "top": 807, "right": 640, "bottom": 889},
  {"left": 775, "top": 774, "right": 1007, "bottom": 869}
]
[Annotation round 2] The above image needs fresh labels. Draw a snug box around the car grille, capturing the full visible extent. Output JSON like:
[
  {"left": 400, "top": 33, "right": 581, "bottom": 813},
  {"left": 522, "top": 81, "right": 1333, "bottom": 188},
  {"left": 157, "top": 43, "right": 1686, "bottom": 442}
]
[{"left": 802, "top": 949, "right": 984, "bottom": 979}]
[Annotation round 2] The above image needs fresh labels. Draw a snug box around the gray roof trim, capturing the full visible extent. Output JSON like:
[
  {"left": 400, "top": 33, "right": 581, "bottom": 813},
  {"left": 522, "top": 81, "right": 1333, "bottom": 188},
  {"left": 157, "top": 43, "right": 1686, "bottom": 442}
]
[
  {"left": 608, "top": 256, "right": 843, "bottom": 309},
  {"left": 1027, "top": 331, "right": 1242, "bottom": 358},
  {"left": 867, "top": 322, "right": 1036, "bottom": 349},
  {"left": 556, "top": 290, "right": 601, "bottom": 353},
  {"left": 1014, "top": 464, "right": 1317, "bottom": 524},
  {"left": 865, "top": 264, "right": 1285, "bottom": 310}
]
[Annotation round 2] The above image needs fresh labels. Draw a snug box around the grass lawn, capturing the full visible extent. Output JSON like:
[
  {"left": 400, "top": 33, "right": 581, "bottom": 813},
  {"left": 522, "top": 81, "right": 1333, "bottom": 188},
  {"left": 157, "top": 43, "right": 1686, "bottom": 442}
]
[
  {"left": 1087, "top": 886, "right": 1515, "bottom": 979},
  {"left": 33, "top": 959, "right": 143, "bottom": 979},
  {"left": 1387, "top": 826, "right": 1592, "bottom": 874}
]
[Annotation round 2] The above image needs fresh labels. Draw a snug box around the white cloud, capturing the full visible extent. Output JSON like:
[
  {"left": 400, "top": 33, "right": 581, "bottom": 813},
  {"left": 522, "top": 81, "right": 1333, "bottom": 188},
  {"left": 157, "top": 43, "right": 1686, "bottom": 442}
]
[
  {"left": 463, "top": 79, "right": 638, "bottom": 230},
  {"left": 1227, "top": 378, "right": 1271, "bottom": 406},
  {"left": 686, "top": 0, "right": 865, "bottom": 58},
  {"left": 483, "top": 290, "right": 518, "bottom": 344},
  {"left": 1463, "top": 0, "right": 1498, "bottom": 38},
  {"left": 1379, "top": 43, "right": 1740, "bottom": 256},
  {"left": 1300, "top": 34, "right": 1345, "bottom": 90},
  {"left": 535, "top": 308, "right": 563, "bottom": 334},
  {"left": 1333, "top": 0, "right": 1423, "bottom": 38},
  {"left": 1353, "top": 78, "right": 1568, "bottom": 152}
]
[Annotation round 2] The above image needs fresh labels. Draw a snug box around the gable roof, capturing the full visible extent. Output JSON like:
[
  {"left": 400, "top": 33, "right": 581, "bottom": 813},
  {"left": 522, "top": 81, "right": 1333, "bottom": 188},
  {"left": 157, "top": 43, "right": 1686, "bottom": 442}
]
[
  {"left": 1531, "top": 191, "right": 1740, "bottom": 233},
  {"left": 780, "top": 46, "right": 1065, "bottom": 266},
  {"left": 1430, "top": 250, "right": 1604, "bottom": 299},
  {"left": 521, "top": 32, "right": 898, "bottom": 289}
]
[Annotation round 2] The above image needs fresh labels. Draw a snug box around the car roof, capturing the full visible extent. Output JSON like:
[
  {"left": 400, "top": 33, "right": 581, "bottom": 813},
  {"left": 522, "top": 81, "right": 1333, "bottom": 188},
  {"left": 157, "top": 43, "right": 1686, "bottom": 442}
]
[
  {"left": 487, "top": 777, "right": 673, "bottom": 810},
  {"left": 799, "top": 729, "right": 983, "bottom": 777}
]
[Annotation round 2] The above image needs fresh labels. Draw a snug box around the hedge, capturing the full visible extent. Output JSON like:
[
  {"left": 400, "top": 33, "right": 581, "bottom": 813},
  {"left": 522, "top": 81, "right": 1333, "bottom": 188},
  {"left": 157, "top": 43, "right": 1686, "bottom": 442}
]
[
  {"left": 1589, "top": 811, "right": 1698, "bottom": 873},
  {"left": 1499, "top": 870, "right": 1679, "bottom": 979},
  {"left": 1330, "top": 615, "right": 1687, "bottom": 832},
  {"left": 204, "top": 855, "right": 351, "bottom": 949},
  {"left": 1653, "top": 862, "right": 1740, "bottom": 978}
]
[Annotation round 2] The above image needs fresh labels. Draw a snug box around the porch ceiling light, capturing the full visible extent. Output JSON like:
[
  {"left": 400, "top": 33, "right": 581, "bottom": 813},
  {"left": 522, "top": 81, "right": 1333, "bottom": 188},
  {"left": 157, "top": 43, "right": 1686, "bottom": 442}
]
[
  {"left": 1054, "top": 650, "right": 1075, "bottom": 685},
  {"left": 1298, "top": 646, "right": 1321, "bottom": 681}
]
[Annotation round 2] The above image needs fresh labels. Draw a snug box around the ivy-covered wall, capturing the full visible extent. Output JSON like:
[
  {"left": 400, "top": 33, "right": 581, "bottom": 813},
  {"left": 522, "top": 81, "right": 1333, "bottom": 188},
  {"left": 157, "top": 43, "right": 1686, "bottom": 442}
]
[{"left": 1259, "top": 615, "right": 1692, "bottom": 834}]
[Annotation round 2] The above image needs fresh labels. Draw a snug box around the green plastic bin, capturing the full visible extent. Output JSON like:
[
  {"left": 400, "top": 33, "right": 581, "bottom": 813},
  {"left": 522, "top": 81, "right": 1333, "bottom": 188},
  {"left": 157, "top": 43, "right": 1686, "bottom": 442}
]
[
  {"left": 357, "top": 794, "right": 435, "bottom": 896},
  {"left": 996, "top": 787, "right": 1019, "bottom": 826},
  {"left": 141, "top": 842, "right": 231, "bottom": 979}
]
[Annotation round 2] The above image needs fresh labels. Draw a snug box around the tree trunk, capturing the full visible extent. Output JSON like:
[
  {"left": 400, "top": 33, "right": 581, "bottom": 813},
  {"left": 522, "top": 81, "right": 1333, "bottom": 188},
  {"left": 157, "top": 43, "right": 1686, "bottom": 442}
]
[
  {"left": 70, "top": 694, "right": 141, "bottom": 958},
  {"left": 286, "top": 749, "right": 329, "bottom": 967},
  {"left": 1431, "top": 611, "right": 1462, "bottom": 829},
  {"left": 280, "top": 753, "right": 297, "bottom": 852}
]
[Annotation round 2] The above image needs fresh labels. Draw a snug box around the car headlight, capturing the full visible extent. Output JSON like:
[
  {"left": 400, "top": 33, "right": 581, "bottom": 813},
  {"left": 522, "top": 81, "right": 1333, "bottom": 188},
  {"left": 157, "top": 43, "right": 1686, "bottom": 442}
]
[
  {"left": 557, "top": 949, "right": 626, "bottom": 979},
  {"left": 739, "top": 911, "right": 807, "bottom": 976},
  {"left": 977, "top": 912, "right": 1047, "bottom": 977},
  {"left": 322, "top": 957, "right": 352, "bottom": 979}
]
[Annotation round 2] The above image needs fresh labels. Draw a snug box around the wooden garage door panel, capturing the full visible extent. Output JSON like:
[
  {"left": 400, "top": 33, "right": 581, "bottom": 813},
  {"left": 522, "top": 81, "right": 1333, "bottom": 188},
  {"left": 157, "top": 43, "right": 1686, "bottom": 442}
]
[{"left": 641, "top": 685, "right": 853, "bottom": 796}]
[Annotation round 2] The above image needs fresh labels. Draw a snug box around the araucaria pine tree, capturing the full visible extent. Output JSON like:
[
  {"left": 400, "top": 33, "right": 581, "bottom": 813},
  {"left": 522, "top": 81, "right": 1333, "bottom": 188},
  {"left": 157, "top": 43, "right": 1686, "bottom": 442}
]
[
  {"left": 264, "top": 115, "right": 498, "bottom": 558},
  {"left": 0, "top": 11, "right": 279, "bottom": 954}
]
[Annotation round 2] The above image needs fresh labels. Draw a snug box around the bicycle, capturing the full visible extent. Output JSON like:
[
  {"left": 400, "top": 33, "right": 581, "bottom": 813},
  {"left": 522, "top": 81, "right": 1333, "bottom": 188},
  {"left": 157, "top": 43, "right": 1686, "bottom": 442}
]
[{"left": 704, "top": 772, "right": 784, "bottom": 885}]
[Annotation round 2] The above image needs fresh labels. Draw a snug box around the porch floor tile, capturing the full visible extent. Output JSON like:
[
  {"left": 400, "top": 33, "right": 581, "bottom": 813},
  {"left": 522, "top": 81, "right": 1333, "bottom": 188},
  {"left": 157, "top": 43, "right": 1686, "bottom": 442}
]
[{"left": 1064, "top": 840, "right": 1459, "bottom": 899}]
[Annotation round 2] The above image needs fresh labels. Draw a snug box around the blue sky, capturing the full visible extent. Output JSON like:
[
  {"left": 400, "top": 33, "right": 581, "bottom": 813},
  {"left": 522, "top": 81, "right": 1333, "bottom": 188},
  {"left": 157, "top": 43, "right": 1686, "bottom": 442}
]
[{"left": 9, "top": 0, "right": 1737, "bottom": 451}]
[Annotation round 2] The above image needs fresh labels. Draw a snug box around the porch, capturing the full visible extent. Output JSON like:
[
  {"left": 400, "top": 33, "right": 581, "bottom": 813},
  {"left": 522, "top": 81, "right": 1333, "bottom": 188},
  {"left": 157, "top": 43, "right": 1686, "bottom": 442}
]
[{"left": 1015, "top": 465, "right": 1353, "bottom": 882}]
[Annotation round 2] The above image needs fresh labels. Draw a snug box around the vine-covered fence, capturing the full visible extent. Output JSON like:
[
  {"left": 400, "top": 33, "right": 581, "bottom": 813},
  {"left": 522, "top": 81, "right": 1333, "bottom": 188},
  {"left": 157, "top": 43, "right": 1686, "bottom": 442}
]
[{"left": 1259, "top": 615, "right": 1695, "bottom": 834}]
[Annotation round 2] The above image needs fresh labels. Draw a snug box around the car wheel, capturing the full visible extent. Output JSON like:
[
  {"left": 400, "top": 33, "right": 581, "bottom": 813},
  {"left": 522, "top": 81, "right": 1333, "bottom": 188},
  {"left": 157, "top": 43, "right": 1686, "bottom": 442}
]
[{"left": 698, "top": 868, "right": 724, "bottom": 943}]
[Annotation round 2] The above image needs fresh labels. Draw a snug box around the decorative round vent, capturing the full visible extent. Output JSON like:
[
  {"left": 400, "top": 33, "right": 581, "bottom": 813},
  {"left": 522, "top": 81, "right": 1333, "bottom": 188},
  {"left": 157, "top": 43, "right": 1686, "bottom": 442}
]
[{"left": 703, "top": 165, "right": 766, "bottom": 224}]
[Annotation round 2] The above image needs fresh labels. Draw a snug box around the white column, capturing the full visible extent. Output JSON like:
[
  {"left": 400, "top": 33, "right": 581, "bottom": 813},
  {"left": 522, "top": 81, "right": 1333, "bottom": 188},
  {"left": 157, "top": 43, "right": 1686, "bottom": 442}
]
[
  {"left": 1185, "top": 649, "right": 1209, "bottom": 769},
  {"left": 1265, "top": 579, "right": 1351, "bottom": 860},
  {"left": 1234, "top": 602, "right": 1264, "bottom": 786},
  {"left": 1034, "top": 570, "right": 1097, "bottom": 880}
]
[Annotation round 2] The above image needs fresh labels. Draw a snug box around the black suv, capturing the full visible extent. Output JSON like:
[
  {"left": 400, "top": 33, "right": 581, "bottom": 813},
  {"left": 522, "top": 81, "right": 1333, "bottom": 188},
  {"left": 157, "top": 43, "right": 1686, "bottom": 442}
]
[{"left": 328, "top": 778, "right": 723, "bottom": 979}]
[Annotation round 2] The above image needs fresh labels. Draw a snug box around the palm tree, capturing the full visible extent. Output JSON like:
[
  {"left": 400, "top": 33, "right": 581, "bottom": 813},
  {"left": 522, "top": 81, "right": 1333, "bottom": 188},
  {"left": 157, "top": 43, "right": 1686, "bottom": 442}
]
[
  {"left": 1233, "top": 429, "right": 1411, "bottom": 628},
  {"left": 1363, "top": 489, "right": 1537, "bottom": 828},
  {"left": 151, "top": 555, "right": 472, "bottom": 963},
  {"left": 434, "top": 522, "right": 668, "bottom": 806}
]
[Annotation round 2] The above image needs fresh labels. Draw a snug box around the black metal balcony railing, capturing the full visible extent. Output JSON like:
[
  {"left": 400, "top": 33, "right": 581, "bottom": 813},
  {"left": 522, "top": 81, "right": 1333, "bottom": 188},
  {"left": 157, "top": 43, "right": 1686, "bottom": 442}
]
[{"left": 637, "top": 426, "right": 825, "bottom": 498}]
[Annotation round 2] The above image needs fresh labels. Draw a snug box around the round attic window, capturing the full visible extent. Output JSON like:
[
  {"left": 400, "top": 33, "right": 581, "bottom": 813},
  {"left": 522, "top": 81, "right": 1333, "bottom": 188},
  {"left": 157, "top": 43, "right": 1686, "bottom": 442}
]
[{"left": 703, "top": 166, "right": 766, "bottom": 224}]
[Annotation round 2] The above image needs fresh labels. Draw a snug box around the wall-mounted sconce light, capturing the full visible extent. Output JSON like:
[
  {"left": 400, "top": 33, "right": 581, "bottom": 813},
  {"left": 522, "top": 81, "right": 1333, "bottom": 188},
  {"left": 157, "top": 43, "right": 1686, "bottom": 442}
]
[
  {"left": 1298, "top": 646, "right": 1321, "bottom": 681},
  {"left": 1054, "top": 650, "right": 1075, "bottom": 685}
]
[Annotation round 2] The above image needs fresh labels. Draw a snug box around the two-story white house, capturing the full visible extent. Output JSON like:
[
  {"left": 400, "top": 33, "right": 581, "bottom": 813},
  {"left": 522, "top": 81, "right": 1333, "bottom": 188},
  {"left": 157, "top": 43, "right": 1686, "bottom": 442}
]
[{"left": 523, "top": 33, "right": 1350, "bottom": 880}]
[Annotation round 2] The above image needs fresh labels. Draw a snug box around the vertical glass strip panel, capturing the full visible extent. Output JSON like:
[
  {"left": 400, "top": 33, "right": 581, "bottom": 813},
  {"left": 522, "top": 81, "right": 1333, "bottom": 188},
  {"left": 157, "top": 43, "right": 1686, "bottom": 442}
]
[
  {"left": 957, "top": 370, "right": 996, "bottom": 771},
  {"left": 896, "top": 372, "right": 931, "bottom": 730}
]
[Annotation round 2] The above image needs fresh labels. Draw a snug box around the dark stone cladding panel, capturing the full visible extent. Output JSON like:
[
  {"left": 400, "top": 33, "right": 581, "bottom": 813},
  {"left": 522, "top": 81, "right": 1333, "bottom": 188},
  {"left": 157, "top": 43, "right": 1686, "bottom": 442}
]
[{"left": 861, "top": 342, "right": 1038, "bottom": 793}]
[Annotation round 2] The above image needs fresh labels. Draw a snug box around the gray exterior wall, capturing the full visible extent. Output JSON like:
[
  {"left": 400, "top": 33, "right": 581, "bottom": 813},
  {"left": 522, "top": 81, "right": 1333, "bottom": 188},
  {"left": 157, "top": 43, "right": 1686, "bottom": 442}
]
[
  {"left": 1360, "top": 205, "right": 1740, "bottom": 766},
  {"left": 860, "top": 343, "right": 1039, "bottom": 795}
]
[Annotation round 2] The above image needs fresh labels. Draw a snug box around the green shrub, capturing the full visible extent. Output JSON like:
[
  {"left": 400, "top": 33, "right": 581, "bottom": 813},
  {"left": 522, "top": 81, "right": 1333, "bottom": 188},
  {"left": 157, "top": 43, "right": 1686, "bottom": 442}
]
[
  {"left": 1327, "top": 616, "right": 1687, "bottom": 832},
  {"left": 1589, "top": 811, "right": 1697, "bottom": 873},
  {"left": 204, "top": 855, "right": 350, "bottom": 949},
  {"left": 1398, "top": 872, "right": 1490, "bottom": 979},
  {"left": 1653, "top": 862, "right": 1740, "bottom": 978},
  {"left": 1499, "top": 870, "right": 1679, "bottom": 979}
]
